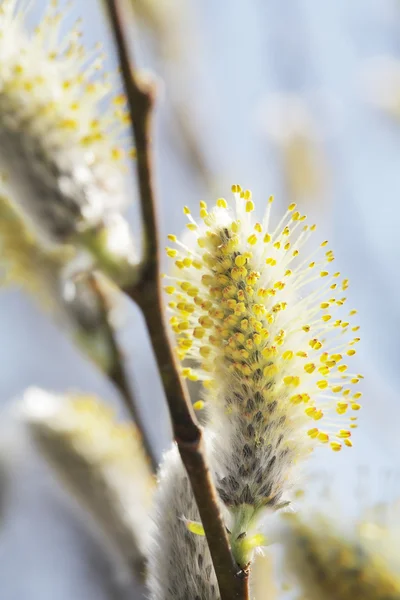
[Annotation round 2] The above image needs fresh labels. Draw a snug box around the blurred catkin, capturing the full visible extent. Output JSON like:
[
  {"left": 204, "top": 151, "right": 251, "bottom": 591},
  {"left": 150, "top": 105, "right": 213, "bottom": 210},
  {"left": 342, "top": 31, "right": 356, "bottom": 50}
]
[
  {"left": 0, "top": 0, "right": 137, "bottom": 285},
  {"left": 0, "top": 193, "right": 120, "bottom": 372},
  {"left": 148, "top": 442, "right": 221, "bottom": 600},
  {"left": 20, "top": 388, "right": 154, "bottom": 579},
  {"left": 280, "top": 510, "right": 400, "bottom": 600}
]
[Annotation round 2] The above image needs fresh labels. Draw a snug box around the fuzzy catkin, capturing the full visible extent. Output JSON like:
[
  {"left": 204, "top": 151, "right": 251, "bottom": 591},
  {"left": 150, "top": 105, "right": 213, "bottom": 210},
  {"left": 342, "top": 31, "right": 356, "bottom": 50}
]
[
  {"left": 0, "top": 0, "right": 137, "bottom": 284},
  {"left": 148, "top": 443, "right": 220, "bottom": 600},
  {"left": 281, "top": 512, "right": 400, "bottom": 600},
  {"left": 164, "top": 186, "right": 362, "bottom": 554},
  {"left": 0, "top": 194, "right": 119, "bottom": 371},
  {"left": 21, "top": 389, "right": 154, "bottom": 578}
]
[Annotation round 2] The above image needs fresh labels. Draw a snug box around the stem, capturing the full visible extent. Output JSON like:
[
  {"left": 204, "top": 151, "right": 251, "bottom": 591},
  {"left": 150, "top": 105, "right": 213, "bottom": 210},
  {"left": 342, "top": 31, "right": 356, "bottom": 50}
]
[
  {"left": 89, "top": 274, "right": 158, "bottom": 473},
  {"left": 105, "top": 2, "right": 250, "bottom": 598}
]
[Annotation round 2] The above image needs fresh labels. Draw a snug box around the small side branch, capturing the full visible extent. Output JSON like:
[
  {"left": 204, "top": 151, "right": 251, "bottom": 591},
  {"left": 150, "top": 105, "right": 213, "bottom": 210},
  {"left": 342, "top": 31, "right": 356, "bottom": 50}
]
[
  {"left": 89, "top": 274, "right": 158, "bottom": 472},
  {"left": 105, "top": 2, "right": 249, "bottom": 598}
]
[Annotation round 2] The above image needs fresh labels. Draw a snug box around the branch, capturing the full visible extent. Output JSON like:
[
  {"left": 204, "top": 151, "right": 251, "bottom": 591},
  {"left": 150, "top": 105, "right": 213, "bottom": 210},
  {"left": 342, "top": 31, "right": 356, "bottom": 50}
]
[
  {"left": 89, "top": 274, "right": 158, "bottom": 473},
  {"left": 105, "top": 2, "right": 250, "bottom": 598}
]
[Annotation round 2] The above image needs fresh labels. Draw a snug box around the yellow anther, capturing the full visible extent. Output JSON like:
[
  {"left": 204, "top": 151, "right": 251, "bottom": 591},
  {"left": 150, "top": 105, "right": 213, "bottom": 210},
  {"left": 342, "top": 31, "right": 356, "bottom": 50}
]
[
  {"left": 235, "top": 302, "right": 246, "bottom": 315},
  {"left": 199, "top": 316, "right": 213, "bottom": 329},
  {"left": 282, "top": 350, "right": 294, "bottom": 360},
  {"left": 283, "top": 376, "right": 300, "bottom": 387},
  {"left": 304, "top": 363, "right": 316, "bottom": 374},
  {"left": 338, "top": 429, "right": 351, "bottom": 439},
  {"left": 290, "top": 394, "right": 303, "bottom": 405},
  {"left": 307, "top": 428, "right": 319, "bottom": 438},
  {"left": 351, "top": 403, "right": 361, "bottom": 411},
  {"left": 217, "top": 198, "right": 227, "bottom": 208},
  {"left": 321, "top": 315, "right": 332, "bottom": 322},
  {"left": 317, "top": 380, "right": 328, "bottom": 389},
  {"left": 240, "top": 319, "right": 249, "bottom": 331},
  {"left": 183, "top": 206, "right": 191, "bottom": 215},
  {"left": 288, "top": 202, "right": 296, "bottom": 211},
  {"left": 235, "top": 255, "right": 247, "bottom": 267},
  {"left": 164, "top": 286, "right": 175, "bottom": 294},
  {"left": 347, "top": 349, "right": 356, "bottom": 356},
  {"left": 266, "top": 258, "right": 277, "bottom": 266},
  {"left": 320, "top": 271, "right": 329, "bottom": 277},
  {"left": 296, "top": 351, "right": 308, "bottom": 358},
  {"left": 320, "top": 240, "right": 329, "bottom": 247},
  {"left": 247, "top": 234, "right": 257, "bottom": 245},
  {"left": 292, "top": 211, "right": 300, "bottom": 221},
  {"left": 263, "top": 364, "right": 278, "bottom": 378},
  {"left": 318, "top": 432, "right": 329, "bottom": 443},
  {"left": 264, "top": 233, "right": 271, "bottom": 243},
  {"left": 262, "top": 346, "right": 278, "bottom": 358},
  {"left": 193, "top": 401, "right": 205, "bottom": 411},
  {"left": 200, "top": 346, "right": 211, "bottom": 358},
  {"left": 246, "top": 200, "right": 255, "bottom": 212},
  {"left": 330, "top": 442, "right": 342, "bottom": 452},
  {"left": 332, "top": 385, "right": 343, "bottom": 393},
  {"left": 254, "top": 222, "right": 262, "bottom": 233}
]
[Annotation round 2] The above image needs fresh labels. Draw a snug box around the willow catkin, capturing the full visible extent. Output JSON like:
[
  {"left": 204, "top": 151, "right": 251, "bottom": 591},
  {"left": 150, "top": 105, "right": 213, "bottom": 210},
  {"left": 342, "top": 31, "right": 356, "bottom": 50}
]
[
  {"left": 148, "top": 442, "right": 221, "bottom": 600},
  {"left": 0, "top": 193, "right": 120, "bottom": 372},
  {"left": 0, "top": 0, "right": 137, "bottom": 284},
  {"left": 20, "top": 388, "right": 154, "bottom": 579},
  {"left": 148, "top": 186, "right": 362, "bottom": 599},
  {"left": 164, "top": 186, "right": 362, "bottom": 546},
  {"left": 280, "top": 510, "right": 400, "bottom": 600}
]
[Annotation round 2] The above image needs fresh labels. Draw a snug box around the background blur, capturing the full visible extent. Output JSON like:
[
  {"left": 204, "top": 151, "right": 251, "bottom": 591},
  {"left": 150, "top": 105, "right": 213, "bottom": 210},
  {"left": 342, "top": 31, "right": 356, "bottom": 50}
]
[{"left": 1, "top": 0, "right": 400, "bottom": 598}]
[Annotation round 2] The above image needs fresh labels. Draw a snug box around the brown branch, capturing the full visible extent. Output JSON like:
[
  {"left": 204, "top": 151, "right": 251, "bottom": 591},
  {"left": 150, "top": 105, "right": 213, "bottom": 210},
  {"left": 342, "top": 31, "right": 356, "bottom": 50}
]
[
  {"left": 89, "top": 274, "right": 158, "bottom": 473},
  {"left": 105, "top": 2, "right": 249, "bottom": 599}
]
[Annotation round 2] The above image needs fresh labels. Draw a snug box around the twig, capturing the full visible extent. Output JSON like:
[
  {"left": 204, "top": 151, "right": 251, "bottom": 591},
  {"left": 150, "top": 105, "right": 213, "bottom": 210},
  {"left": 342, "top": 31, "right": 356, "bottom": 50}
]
[
  {"left": 89, "top": 274, "right": 159, "bottom": 473},
  {"left": 105, "top": 2, "right": 250, "bottom": 598}
]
